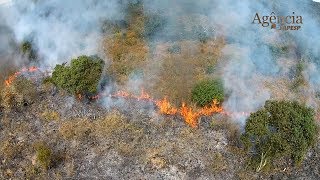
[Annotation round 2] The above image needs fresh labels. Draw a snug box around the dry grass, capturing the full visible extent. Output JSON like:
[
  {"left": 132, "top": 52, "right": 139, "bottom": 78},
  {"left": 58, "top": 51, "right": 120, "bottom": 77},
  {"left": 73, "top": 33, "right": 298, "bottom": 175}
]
[
  {"left": 146, "top": 38, "right": 225, "bottom": 106},
  {"left": 210, "top": 117, "right": 241, "bottom": 147},
  {"left": 1, "top": 77, "right": 38, "bottom": 112},
  {"left": 104, "top": 30, "right": 148, "bottom": 84},
  {"left": 59, "top": 119, "right": 93, "bottom": 140},
  {"left": 210, "top": 152, "right": 228, "bottom": 173},
  {"left": 0, "top": 139, "right": 24, "bottom": 160},
  {"left": 41, "top": 110, "right": 60, "bottom": 122},
  {"left": 59, "top": 111, "right": 143, "bottom": 157}
]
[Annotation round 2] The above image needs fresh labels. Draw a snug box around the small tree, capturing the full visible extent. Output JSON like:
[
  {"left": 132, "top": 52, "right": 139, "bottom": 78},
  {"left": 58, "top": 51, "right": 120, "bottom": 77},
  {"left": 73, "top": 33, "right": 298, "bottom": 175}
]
[
  {"left": 241, "top": 100, "right": 318, "bottom": 170},
  {"left": 191, "top": 79, "right": 224, "bottom": 107},
  {"left": 51, "top": 55, "right": 104, "bottom": 97}
]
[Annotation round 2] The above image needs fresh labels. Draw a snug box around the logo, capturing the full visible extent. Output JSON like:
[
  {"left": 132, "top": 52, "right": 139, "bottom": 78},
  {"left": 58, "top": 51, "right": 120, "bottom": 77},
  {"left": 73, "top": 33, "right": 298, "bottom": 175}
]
[{"left": 252, "top": 12, "right": 302, "bottom": 31}]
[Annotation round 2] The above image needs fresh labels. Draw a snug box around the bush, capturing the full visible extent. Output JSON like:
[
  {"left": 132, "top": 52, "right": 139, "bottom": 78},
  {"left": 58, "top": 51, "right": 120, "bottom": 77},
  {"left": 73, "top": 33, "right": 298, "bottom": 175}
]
[
  {"left": 21, "top": 41, "right": 38, "bottom": 61},
  {"left": 191, "top": 79, "right": 224, "bottom": 106},
  {"left": 241, "top": 100, "right": 318, "bottom": 170},
  {"left": 1, "top": 77, "right": 37, "bottom": 111},
  {"left": 51, "top": 55, "right": 104, "bottom": 96}
]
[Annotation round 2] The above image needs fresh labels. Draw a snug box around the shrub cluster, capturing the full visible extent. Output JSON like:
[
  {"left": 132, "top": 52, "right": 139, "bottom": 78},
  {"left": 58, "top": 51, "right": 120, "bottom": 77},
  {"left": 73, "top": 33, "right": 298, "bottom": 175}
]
[
  {"left": 191, "top": 79, "right": 224, "bottom": 106},
  {"left": 241, "top": 100, "right": 318, "bottom": 169}
]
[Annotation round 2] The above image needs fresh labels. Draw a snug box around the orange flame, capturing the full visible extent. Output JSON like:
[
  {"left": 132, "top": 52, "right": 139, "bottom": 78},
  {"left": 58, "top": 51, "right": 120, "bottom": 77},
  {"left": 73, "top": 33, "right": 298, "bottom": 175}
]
[
  {"left": 136, "top": 88, "right": 152, "bottom": 101},
  {"left": 180, "top": 103, "right": 199, "bottom": 128},
  {"left": 4, "top": 66, "right": 39, "bottom": 87},
  {"left": 156, "top": 97, "right": 178, "bottom": 115},
  {"left": 198, "top": 100, "right": 223, "bottom": 116}
]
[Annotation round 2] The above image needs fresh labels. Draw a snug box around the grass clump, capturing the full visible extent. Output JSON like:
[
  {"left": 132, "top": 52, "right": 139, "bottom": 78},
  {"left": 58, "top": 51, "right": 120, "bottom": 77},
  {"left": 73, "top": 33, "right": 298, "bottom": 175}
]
[
  {"left": 241, "top": 100, "right": 318, "bottom": 171},
  {"left": 34, "top": 143, "right": 53, "bottom": 170},
  {"left": 191, "top": 79, "right": 224, "bottom": 107},
  {"left": 59, "top": 119, "right": 93, "bottom": 140},
  {"left": 291, "top": 62, "right": 307, "bottom": 91}
]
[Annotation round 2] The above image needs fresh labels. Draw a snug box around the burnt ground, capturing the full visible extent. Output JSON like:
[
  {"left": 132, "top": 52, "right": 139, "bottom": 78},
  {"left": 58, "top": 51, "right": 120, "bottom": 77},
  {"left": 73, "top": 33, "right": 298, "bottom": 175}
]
[{"left": 0, "top": 85, "right": 320, "bottom": 180}]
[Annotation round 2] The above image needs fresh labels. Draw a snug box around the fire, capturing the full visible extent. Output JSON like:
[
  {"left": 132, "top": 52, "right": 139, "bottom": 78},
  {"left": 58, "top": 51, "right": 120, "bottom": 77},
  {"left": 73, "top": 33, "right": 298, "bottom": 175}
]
[
  {"left": 155, "top": 98, "right": 223, "bottom": 128},
  {"left": 136, "top": 88, "right": 152, "bottom": 101},
  {"left": 180, "top": 103, "right": 199, "bottom": 128},
  {"left": 4, "top": 67, "right": 248, "bottom": 128},
  {"left": 155, "top": 97, "right": 178, "bottom": 115},
  {"left": 199, "top": 100, "right": 223, "bottom": 116},
  {"left": 113, "top": 90, "right": 130, "bottom": 98},
  {"left": 4, "top": 66, "right": 40, "bottom": 87}
]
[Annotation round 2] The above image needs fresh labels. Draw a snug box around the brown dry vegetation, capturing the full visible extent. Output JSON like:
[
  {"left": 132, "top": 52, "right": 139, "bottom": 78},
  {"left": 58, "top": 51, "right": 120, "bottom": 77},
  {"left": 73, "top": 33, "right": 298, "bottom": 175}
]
[
  {"left": 144, "top": 38, "right": 225, "bottom": 106},
  {"left": 104, "top": 30, "right": 148, "bottom": 83}
]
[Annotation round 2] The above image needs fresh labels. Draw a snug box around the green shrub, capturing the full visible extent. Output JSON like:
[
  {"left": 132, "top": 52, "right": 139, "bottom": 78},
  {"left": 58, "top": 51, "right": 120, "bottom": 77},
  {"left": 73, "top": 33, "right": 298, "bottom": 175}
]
[
  {"left": 51, "top": 55, "right": 104, "bottom": 96},
  {"left": 241, "top": 100, "right": 318, "bottom": 170},
  {"left": 191, "top": 79, "right": 224, "bottom": 106},
  {"left": 21, "top": 41, "right": 38, "bottom": 61}
]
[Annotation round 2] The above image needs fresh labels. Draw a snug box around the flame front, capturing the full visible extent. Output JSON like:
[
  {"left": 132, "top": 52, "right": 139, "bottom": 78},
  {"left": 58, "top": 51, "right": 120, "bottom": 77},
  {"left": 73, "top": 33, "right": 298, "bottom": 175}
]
[
  {"left": 4, "top": 67, "right": 248, "bottom": 128},
  {"left": 4, "top": 66, "right": 39, "bottom": 87}
]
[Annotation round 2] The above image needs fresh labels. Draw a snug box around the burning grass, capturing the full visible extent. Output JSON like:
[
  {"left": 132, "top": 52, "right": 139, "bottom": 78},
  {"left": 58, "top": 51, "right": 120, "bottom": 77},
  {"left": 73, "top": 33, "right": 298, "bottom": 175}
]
[{"left": 3, "top": 67, "right": 227, "bottom": 128}]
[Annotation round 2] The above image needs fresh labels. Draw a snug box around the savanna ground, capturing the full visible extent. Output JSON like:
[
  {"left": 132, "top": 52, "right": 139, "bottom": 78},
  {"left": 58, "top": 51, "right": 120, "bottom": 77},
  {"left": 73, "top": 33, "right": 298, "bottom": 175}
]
[{"left": 1, "top": 2, "right": 320, "bottom": 180}]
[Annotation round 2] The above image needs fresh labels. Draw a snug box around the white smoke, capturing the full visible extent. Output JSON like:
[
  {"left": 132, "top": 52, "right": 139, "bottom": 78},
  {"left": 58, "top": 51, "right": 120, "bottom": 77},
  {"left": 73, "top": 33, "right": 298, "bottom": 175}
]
[{"left": 0, "top": 0, "right": 122, "bottom": 66}]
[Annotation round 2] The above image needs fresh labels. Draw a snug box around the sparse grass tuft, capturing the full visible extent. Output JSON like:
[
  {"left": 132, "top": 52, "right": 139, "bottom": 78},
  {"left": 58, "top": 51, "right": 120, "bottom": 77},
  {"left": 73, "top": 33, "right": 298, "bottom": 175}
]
[
  {"left": 41, "top": 110, "right": 60, "bottom": 121},
  {"left": 34, "top": 142, "right": 53, "bottom": 170}
]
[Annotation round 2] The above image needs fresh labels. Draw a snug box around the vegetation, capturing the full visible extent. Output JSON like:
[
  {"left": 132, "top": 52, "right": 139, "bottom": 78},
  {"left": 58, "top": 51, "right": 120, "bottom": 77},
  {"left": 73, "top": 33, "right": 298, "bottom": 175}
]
[
  {"left": 105, "top": 31, "right": 148, "bottom": 83},
  {"left": 2, "top": 1, "right": 320, "bottom": 179},
  {"left": 34, "top": 143, "right": 53, "bottom": 169},
  {"left": 191, "top": 79, "right": 224, "bottom": 106},
  {"left": 1, "top": 77, "right": 37, "bottom": 111},
  {"left": 241, "top": 100, "right": 318, "bottom": 170},
  {"left": 21, "top": 41, "right": 38, "bottom": 61},
  {"left": 291, "top": 62, "right": 307, "bottom": 91},
  {"left": 51, "top": 55, "right": 104, "bottom": 97},
  {"left": 41, "top": 110, "right": 60, "bottom": 121},
  {"left": 104, "top": 1, "right": 148, "bottom": 83}
]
